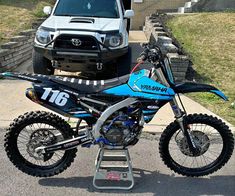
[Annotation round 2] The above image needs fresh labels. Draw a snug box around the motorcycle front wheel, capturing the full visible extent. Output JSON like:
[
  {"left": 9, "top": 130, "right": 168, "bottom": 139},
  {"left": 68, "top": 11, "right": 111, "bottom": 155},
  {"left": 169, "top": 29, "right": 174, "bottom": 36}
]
[
  {"left": 4, "top": 111, "right": 77, "bottom": 177},
  {"left": 159, "top": 114, "right": 234, "bottom": 177}
]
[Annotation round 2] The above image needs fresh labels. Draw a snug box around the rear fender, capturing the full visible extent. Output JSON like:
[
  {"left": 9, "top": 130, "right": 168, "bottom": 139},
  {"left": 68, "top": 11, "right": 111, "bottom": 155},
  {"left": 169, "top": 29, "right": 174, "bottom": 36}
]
[
  {"left": 174, "top": 82, "right": 228, "bottom": 101},
  {"left": 27, "top": 83, "right": 94, "bottom": 119}
]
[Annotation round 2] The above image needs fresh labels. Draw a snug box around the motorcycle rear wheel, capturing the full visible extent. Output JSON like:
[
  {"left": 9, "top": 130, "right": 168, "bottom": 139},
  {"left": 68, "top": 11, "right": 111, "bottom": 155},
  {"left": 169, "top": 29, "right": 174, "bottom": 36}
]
[
  {"left": 159, "top": 114, "right": 234, "bottom": 177},
  {"left": 4, "top": 111, "right": 77, "bottom": 177}
]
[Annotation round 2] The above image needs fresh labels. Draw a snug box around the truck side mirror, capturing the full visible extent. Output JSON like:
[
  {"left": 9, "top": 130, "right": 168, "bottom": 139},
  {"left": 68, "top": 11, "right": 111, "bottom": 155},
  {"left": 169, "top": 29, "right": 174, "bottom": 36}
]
[
  {"left": 124, "top": 10, "right": 134, "bottom": 18},
  {"left": 43, "top": 6, "right": 52, "bottom": 15}
]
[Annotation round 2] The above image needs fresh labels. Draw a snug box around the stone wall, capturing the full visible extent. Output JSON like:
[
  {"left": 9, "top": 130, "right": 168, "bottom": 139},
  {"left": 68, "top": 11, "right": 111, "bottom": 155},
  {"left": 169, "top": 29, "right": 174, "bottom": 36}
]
[
  {"left": 0, "top": 19, "right": 45, "bottom": 72},
  {"left": 144, "top": 13, "right": 190, "bottom": 82},
  {"left": 131, "top": 0, "right": 188, "bottom": 30},
  {"left": 0, "top": 30, "right": 36, "bottom": 72}
]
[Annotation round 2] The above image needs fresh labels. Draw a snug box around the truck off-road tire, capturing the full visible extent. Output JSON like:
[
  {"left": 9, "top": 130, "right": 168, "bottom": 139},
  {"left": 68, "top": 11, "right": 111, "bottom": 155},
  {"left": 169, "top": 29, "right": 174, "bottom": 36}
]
[
  {"left": 159, "top": 114, "right": 234, "bottom": 177},
  {"left": 32, "top": 50, "right": 54, "bottom": 75},
  {"left": 4, "top": 111, "right": 77, "bottom": 177}
]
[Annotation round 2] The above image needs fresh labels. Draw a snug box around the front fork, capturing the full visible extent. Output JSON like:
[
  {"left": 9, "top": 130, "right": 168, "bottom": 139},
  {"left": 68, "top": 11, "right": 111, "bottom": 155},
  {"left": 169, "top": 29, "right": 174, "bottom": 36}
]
[
  {"left": 170, "top": 98, "right": 198, "bottom": 153},
  {"left": 153, "top": 66, "right": 198, "bottom": 153}
]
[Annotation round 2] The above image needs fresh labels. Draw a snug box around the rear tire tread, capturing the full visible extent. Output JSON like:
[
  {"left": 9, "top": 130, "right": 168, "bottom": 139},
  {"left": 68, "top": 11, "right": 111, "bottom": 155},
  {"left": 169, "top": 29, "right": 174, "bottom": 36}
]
[{"left": 4, "top": 111, "right": 77, "bottom": 177}]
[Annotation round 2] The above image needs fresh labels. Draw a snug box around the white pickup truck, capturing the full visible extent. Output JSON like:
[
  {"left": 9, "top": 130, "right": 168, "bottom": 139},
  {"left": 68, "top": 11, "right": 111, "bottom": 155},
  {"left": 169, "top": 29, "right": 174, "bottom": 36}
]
[{"left": 33, "top": 0, "right": 134, "bottom": 75}]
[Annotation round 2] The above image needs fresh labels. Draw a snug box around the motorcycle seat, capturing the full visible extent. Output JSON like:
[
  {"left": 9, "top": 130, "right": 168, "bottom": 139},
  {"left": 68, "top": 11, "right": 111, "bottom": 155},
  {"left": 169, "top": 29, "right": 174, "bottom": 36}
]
[{"left": 51, "top": 74, "right": 130, "bottom": 93}]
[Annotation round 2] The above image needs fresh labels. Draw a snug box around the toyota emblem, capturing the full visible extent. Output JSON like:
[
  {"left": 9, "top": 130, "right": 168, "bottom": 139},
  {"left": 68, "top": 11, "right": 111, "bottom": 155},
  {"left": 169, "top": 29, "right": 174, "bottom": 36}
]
[{"left": 71, "top": 38, "right": 82, "bottom": 46}]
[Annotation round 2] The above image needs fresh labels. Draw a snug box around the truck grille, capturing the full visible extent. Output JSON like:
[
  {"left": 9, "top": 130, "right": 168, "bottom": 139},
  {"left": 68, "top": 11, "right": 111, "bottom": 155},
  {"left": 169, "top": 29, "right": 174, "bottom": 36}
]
[{"left": 54, "top": 35, "right": 99, "bottom": 50}]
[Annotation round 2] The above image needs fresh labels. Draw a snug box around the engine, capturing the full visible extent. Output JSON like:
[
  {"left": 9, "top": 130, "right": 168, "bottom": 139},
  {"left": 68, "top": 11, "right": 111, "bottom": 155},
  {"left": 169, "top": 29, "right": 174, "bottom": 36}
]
[{"left": 100, "top": 107, "right": 144, "bottom": 146}]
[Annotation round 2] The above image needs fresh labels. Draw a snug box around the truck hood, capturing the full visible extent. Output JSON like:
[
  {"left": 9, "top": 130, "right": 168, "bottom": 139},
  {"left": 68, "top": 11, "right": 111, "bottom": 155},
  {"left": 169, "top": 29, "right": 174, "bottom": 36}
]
[{"left": 41, "top": 16, "right": 121, "bottom": 32}]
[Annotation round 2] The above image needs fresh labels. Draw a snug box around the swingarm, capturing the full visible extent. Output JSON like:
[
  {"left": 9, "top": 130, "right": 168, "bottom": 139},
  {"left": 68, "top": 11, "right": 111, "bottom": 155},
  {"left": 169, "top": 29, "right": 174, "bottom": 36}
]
[{"left": 35, "top": 133, "right": 92, "bottom": 154}]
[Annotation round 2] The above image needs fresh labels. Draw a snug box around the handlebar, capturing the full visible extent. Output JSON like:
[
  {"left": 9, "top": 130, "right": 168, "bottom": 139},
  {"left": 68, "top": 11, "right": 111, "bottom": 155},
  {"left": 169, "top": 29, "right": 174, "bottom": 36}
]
[{"left": 137, "top": 43, "right": 163, "bottom": 63}]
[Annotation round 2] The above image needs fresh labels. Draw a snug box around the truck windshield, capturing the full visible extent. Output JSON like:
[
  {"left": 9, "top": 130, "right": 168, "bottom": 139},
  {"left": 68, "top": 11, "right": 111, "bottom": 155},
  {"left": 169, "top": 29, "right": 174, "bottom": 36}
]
[{"left": 54, "top": 0, "right": 119, "bottom": 18}]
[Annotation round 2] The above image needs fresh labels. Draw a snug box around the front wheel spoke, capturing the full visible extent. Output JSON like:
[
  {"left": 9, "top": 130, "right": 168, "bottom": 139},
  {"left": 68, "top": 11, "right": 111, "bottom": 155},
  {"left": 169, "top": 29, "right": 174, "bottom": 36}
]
[
  {"left": 203, "top": 154, "right": 215, "bottom": 162},
  {"left": 37, "top": 123, "right": 42, "bottom": 129},
  {"left": 21, "top": 153, "right": 30, "bottom": 159},
  {"left": 209, "top": 137, "right": 222, "bottom": 144},
  {"left": 56, "top": 151, "right": 64, "bottom": 156},
  {"left": 181, "top": 155, "right": 189, "bottom": 166},
  {"left": 17, "top": 140, "right": 27, "bottom": 145},
  {"left": 190, "top": 158, "right": 195, "bottom": 167},
  {"left": 47, "top": 159, "right": 52, "bottom": 166},
  {"left": 17, "top": 146, "right": 26, "bottom": 151},
  {"left": 18, "top": 133, "right": 29, "bottom": 140},
  {"left": 207, "top": 149, "right": 221, "bottom": 158},
  {"left": 169, "top": 147, "right": 181, "bottom": 152},
  {"left": 49, "top": 159, "right": 54, "bottom": 165},
  {"left": 194, "top": 157, "right": 199, "bottom": 168},
  {"left": 202, "top": 154, "right": 208, "bottom": 165},
  {"left": 199, "top": 124, "right": 206, "bottom": 133},
  {"left": 170, "top": 141, "right": 183, "bottom": 149},
  {"left": 31, "top": 124, "right": 38, "bottom": 132},
  {"left": 18, "top": 135, "right": 29, "bottom": 142},
  {"left": 22, "top": 128, "right": 32, "bottom": 137},
  {"left": 17, "top": 143, "right": 27, "bottom": 147},
  {"left": 50, "top": 158, "right": 57, "bottom": 164},
  {"left": 54, "top": 153, "right": 63, "bottom": 159},
  {"left": 36, "top": 160, "right": 41, "bottom": 166},
  {"left": 199, "top": 154, "right": 206, "bottom": 167},
  {"left": 33, "top": 159, "right": 38, "bottom": 165}
]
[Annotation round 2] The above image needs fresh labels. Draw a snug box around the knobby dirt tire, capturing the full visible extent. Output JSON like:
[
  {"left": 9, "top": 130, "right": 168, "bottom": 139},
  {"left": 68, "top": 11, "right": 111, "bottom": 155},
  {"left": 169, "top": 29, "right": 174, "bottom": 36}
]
[
  {"left": 159, "top": 114, "right": 234, "bottom": 177},
  {"left": 4, "top": 111, "right": 77, "bottom": 177}
]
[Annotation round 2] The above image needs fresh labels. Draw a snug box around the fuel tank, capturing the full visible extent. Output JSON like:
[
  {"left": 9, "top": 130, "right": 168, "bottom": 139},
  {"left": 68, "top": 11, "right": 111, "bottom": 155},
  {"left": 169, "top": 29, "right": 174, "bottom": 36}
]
[{"left": 103, "top": 69, "right": 175, "bottom": 101}]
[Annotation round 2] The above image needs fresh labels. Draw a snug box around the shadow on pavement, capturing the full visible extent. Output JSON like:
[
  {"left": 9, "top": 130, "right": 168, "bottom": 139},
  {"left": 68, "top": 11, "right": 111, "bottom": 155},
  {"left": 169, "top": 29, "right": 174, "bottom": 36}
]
[{"left": 39, "top": 168, "right": 235, "bottom": 195}]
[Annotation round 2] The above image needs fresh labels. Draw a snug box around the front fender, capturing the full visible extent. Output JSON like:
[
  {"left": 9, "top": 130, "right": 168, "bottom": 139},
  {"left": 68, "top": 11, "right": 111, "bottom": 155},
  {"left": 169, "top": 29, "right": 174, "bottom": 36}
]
[{"left": 174, "top": 82, "right": 228, "bottom": 101}]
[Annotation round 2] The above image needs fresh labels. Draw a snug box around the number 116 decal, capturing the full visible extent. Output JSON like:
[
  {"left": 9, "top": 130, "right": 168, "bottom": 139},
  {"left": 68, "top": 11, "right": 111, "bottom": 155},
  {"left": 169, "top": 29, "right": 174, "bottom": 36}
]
[{"left": 41, "top": 88, "right": 70, "bottom": 106}]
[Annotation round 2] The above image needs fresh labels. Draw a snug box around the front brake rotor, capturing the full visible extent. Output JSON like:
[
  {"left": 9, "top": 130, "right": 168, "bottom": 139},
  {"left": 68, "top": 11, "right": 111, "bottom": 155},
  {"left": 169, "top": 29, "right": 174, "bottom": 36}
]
[{"left": 176, "top": 130, "right": 210, "bottom": 157}]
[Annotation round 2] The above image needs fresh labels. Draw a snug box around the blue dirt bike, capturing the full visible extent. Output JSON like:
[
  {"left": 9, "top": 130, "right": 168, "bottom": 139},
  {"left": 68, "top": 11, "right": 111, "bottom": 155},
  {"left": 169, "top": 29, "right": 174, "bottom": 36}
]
[{"left": 1, "top": 44, "right": 234, "bottom": 179}]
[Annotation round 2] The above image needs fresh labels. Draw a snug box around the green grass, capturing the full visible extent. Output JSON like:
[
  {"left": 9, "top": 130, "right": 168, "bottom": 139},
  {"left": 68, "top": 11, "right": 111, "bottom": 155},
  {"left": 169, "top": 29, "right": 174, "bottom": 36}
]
[
  {"left": 0, "top": 0, "right": 54, "bottom": 44},
  {"left": 167, "top": 12, "right": 235, "bottom": 125}
]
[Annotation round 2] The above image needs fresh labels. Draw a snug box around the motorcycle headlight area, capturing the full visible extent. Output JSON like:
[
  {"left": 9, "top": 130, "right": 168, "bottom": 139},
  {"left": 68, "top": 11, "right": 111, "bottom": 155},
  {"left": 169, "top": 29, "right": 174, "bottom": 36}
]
[
  {"left": 36, "top": 28, "right": 51, "bottom": 44},
  {"left": 105, "top": 33, "right": 123, "bottom": 48}
]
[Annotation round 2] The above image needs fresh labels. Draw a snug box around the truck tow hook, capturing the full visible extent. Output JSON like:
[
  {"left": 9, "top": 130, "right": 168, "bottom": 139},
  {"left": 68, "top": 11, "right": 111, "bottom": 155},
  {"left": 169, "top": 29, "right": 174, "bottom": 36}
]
[{"left": 97, "top": 63, "right": 103, "bottom": 71}]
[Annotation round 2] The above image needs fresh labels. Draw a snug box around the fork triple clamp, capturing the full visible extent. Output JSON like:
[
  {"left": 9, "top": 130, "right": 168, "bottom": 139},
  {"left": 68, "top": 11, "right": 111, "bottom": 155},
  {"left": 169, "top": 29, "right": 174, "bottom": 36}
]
[{"left": 93, "top": 147, "right": 134, "bottom": 190}]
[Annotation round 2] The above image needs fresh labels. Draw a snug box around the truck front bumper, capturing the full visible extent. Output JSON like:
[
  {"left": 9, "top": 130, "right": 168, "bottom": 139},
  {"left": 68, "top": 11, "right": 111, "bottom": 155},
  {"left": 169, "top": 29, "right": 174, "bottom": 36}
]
[{"left": 34, "top": 44, "right": 128, "bottom": 72}]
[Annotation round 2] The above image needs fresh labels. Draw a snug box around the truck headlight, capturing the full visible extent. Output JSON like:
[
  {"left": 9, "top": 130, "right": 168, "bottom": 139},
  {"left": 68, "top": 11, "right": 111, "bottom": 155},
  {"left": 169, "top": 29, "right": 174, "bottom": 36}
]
[
  {"left": 105, "top": 33, "right": 123, "bottom": 48},
  {"left": 36, "top": 28, "right": 51, "bottom": 44}
]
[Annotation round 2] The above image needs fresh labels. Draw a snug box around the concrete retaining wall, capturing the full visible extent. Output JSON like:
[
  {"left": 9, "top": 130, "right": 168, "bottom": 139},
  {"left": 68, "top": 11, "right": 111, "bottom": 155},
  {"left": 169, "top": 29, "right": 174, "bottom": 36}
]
[
  {"left": 0, "top": 19, "right": 45, "bottom": 72},
  {"left": 0, "top": 30, "right": 36, "bottom": 72},
  {"left": 131, "top": 0, "right": 189, "bottom": 30},
  {"left": 144, "top": 13, "right": 190, "bottom": 82}
]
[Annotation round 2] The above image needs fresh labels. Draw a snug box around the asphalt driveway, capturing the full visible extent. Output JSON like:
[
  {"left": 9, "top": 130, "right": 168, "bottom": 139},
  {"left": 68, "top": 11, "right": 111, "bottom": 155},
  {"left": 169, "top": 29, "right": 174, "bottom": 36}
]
[{"left": 0, "top": 130, "right": 235, "bottom": 196}]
